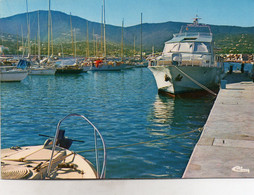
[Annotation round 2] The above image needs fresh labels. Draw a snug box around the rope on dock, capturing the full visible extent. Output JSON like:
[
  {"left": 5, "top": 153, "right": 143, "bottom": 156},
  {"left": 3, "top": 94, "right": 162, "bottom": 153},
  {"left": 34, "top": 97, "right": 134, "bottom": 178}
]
[
  {"left": 76, "top": 127, "right": 203, "bottom": 154},
  {"left": 174, "top": 66, "right": 217, "bottom": 96}
]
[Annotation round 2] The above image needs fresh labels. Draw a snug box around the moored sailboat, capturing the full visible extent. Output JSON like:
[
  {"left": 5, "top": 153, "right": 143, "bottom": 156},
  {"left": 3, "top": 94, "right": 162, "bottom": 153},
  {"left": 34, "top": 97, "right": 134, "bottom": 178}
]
[
  {"left": 29, "top": 65, "right": 56, "bottom": 75},
  {"left": 55, "top": 58, "right": 83, "bottom": 74},
  {"left": 27, "top": 3, "right": 56, "bottom": 75},
  {"left": 89, "top": 0, "right": 127, "bottom": 72},
  {"left": 90, "top": 58, "right": 127, "bottom": 71},
  {"left": 55, "top": 13, "right": 83, "bottom": 74},
  {"left": 0, "top": 58, "right": 28, "bottom": 82},
  {"left": 0, "top": 66, "right": 28, "bottom": 82}
]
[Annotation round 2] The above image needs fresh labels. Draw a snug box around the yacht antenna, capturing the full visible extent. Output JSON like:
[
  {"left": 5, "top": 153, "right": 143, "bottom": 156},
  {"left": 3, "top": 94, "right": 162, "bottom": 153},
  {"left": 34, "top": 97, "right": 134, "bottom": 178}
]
[{"left": 193, "top": 14, "right": 201, "bottom": 25}]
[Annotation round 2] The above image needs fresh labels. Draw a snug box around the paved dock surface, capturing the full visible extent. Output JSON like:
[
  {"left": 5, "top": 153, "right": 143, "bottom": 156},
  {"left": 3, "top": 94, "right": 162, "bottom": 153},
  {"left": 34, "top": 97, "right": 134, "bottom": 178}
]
[{"left": 183, "top": 72, "right": 254, "bottom": 178}]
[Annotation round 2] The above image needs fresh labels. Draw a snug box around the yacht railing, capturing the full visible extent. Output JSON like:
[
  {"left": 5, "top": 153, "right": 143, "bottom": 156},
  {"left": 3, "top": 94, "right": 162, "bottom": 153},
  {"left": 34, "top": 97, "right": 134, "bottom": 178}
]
[
  {"left": 152, "top": 53, "right": 215, "bottom": 67},
  {"left": 153, "top": 60, "right": 214, "bottom": 67},
  {"left": 47, "top": 113, "right": 107, "bottom": 179},
  {"left": 173, "top": 32, "right": 212, "bottom": 38}
]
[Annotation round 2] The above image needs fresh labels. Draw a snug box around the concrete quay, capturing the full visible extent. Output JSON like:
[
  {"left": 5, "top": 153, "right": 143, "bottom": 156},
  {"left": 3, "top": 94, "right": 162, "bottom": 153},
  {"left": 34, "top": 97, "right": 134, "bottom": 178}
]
[{"left": 183, "top": 72, "right": 254, "bottom": 178}]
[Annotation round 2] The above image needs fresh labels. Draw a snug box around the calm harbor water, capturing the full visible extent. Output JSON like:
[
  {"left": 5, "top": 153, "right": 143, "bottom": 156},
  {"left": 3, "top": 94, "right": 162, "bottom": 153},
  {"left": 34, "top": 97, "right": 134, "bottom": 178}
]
[{"left": 1, "top": 67, "right": 215, "bottom": 179}]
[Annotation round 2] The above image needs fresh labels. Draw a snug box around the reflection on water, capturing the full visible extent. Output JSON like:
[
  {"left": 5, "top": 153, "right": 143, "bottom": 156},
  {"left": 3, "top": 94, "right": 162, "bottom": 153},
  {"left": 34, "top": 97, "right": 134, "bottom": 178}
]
[
  {"left": 144, "top": 94, "right": 215, "bottom": 177},
  {"left": 151, "top": 96, "right": 175, "bottom": 125},
  {"left": 1, "top": 68, "right": 215, "bottom": 179},
  {"left": 147, "top": 95, "right": 174, "bottom": 136},
  {"left": 148, "top": 94, "right": 214, "bottom": 136}
]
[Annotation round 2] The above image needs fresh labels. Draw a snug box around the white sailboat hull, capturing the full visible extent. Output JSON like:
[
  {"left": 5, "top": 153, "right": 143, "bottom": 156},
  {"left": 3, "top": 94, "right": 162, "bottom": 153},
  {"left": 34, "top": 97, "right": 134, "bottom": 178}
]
[
  {"left": 29, "top": 68, "right": 56, "bottom": 75},
  {"left": 149, "top": 65, "right": 221, "bottom": 95},
  {"left": 0, "top": 70, "right": 28, "bottom": 82}
]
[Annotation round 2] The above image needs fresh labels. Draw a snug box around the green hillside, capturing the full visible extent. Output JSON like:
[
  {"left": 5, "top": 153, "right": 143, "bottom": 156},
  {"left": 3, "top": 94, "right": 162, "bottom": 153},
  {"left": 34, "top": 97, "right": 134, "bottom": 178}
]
[{"left": 1, "top": 10, "right": 254, "bottom": 56}]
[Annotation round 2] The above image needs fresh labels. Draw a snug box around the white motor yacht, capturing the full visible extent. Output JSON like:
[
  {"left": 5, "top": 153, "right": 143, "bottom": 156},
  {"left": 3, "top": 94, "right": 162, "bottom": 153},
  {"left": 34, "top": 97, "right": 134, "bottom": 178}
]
[{"left": 148, "top": 16, "right": 223, "bottom": 96}]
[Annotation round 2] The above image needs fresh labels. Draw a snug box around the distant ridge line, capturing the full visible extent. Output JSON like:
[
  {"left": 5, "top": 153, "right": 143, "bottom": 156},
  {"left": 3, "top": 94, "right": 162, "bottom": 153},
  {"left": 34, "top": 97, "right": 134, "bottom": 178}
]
[{"left": 0, "top": 10, "right": 254, "bottom": 51}]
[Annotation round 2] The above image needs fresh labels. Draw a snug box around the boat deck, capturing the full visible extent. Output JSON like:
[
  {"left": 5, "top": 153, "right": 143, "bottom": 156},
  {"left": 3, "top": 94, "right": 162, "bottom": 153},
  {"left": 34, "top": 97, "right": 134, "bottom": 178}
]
[
  {"left": 1, "top": 145, "right": 97, "bottom": 179},
  {"left": 183, "top": 72, "right": 254, "bottom": 178}
]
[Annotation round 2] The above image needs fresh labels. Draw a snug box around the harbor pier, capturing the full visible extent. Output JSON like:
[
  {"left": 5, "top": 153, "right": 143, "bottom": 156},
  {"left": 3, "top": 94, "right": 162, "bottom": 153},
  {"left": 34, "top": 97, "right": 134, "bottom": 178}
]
[{"left": 183, "top": 72, "right": 254, "bottom": 178}]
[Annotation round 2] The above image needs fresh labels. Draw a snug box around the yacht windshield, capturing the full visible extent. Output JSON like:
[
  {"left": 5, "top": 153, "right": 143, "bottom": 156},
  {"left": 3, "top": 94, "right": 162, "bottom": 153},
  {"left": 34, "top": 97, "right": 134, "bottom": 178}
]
[
  {"left": 181, "top": 25, "right": 211, "bottom": 34},
  {"left": 163, "top": 43, "right": 178, "bottom": 53},
  {"left": 163, "top": 42, "right": 211, "bottom": 54},
  {"left": 194, "top": 42, "right": 211, "bottom": 53},
  {"left": 163, "top": 42, "right": 194, "bottom": 53},
  {"left": 178, "top": 42, "right": 194, "bottom": 52}
]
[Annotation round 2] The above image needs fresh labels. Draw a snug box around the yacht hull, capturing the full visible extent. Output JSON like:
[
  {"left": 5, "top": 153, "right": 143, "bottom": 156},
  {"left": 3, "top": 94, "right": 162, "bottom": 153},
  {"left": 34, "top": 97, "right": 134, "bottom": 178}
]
[{"left": 149, "top": 65, "right": 221, "bottom": 95}]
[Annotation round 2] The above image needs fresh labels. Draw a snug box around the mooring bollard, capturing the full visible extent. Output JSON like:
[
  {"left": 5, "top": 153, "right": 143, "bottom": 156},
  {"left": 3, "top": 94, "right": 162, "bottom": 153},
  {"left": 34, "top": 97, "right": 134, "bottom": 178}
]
[
  {"left": 241, "top": 63, "right": 245, "bottom": 73},
  {"left": 221, "top": 80, "right": 227, "bottom": 89},
  {"left": 229, "top": 65, "right": 233, "bottom": 74}
]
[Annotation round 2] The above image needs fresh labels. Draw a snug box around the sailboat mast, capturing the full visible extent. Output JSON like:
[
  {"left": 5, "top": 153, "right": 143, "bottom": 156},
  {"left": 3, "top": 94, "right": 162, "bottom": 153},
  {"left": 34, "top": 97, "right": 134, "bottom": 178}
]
[
  {"left": 70, "top": 13, "right": 74, "bottom": 57},
  {"left": 16, "top": 29, "right": 19, "bottom": 56},
  {"left": 93, "top": 28, "right": 95, "bottom": 56},
  {"left": 101, "top": 5, "right": 103, "bottom": 57},
  {"left": 103, "top": 0, "right": 106, "bottom": 57},
  {"left": 51, "top": 13, "right": 53, "bottom": 57},
  {"left": 133, "top": 36, "right": 135, "bottom": 58},
  {"left": 121, "top": 19, "right": 124, "bottom": 60},
  {"left": 96, "top": 36, "right": 98, "bottom": 57},
  {"left": 61, "top": 43, "right": 64, "bottom": 58},
  {"left": 48, "top": 0, "right": 51, "bottom": 58},
  {"left": 1, "top": 32, "right": 2, "bottom": 45},
  {"left": 34, "top": 35, "right": 36, "bottom": 56},
  {"left": 74, "top": 28, "right": 77, "bottom": 58},
  {"left": 37, "top": 11, "right": 41, "bottom": 60},
  {"left": 26, "top": 0, "right": 30, "bottom": 57},
  {"left": 86, "top": 21, "right": 89, "bottom": 57},
  {"left": 21, "top": 25, "right": 24, "bottom": 57},
  {"left": 140, "top": 12, "right": 142, "bottom": 61}
]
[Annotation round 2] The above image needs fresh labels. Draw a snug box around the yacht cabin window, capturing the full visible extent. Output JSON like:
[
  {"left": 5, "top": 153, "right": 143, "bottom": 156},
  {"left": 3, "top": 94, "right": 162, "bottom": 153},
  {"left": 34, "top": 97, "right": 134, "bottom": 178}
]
[
  {"left": 194, "top": 42, "right": 211, "bottom": 53},
  {"left": 163, "top": 42, "right": 194, "bottom": 53},
  {"left": 178, "top": 42, "right": 193, "bottom": 52},
  {"left": 163, "top": 42, "right": 211, "bottom": 54},
  {"left": 163, "top": 43, "right": 178, "bottom": 53}
]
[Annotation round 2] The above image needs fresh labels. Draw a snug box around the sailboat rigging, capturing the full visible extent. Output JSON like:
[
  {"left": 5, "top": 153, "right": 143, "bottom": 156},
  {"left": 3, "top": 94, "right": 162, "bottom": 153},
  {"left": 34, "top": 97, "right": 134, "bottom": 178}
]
[
  {"left": 47, "top": 0, "right": 51, "bottom": 58},
  {"left": 37, "top": 11, "right": 41, "bottom": 61},
  {"left": 26, "top": 0, "right": 31, "bottom": 58}
]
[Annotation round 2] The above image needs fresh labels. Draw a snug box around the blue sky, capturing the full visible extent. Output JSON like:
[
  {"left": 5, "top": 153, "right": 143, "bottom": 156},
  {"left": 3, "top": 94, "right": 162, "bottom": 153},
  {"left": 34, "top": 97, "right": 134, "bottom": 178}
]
[{"left": 0, "top": 0, "right": 254, "bottom": 27}]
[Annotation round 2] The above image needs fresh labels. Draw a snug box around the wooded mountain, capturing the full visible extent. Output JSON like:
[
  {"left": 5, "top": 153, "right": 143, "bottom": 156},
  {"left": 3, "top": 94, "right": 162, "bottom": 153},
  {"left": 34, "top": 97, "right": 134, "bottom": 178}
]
[{"left": 0, "top": 10, "right": 254, "bottom": 51}]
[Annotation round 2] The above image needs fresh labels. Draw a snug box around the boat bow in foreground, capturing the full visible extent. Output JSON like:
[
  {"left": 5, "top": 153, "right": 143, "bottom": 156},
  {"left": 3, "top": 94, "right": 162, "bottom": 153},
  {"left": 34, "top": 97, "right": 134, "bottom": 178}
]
[{"left": 1, "top": 113, "right": 106, "bottom": 179}]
